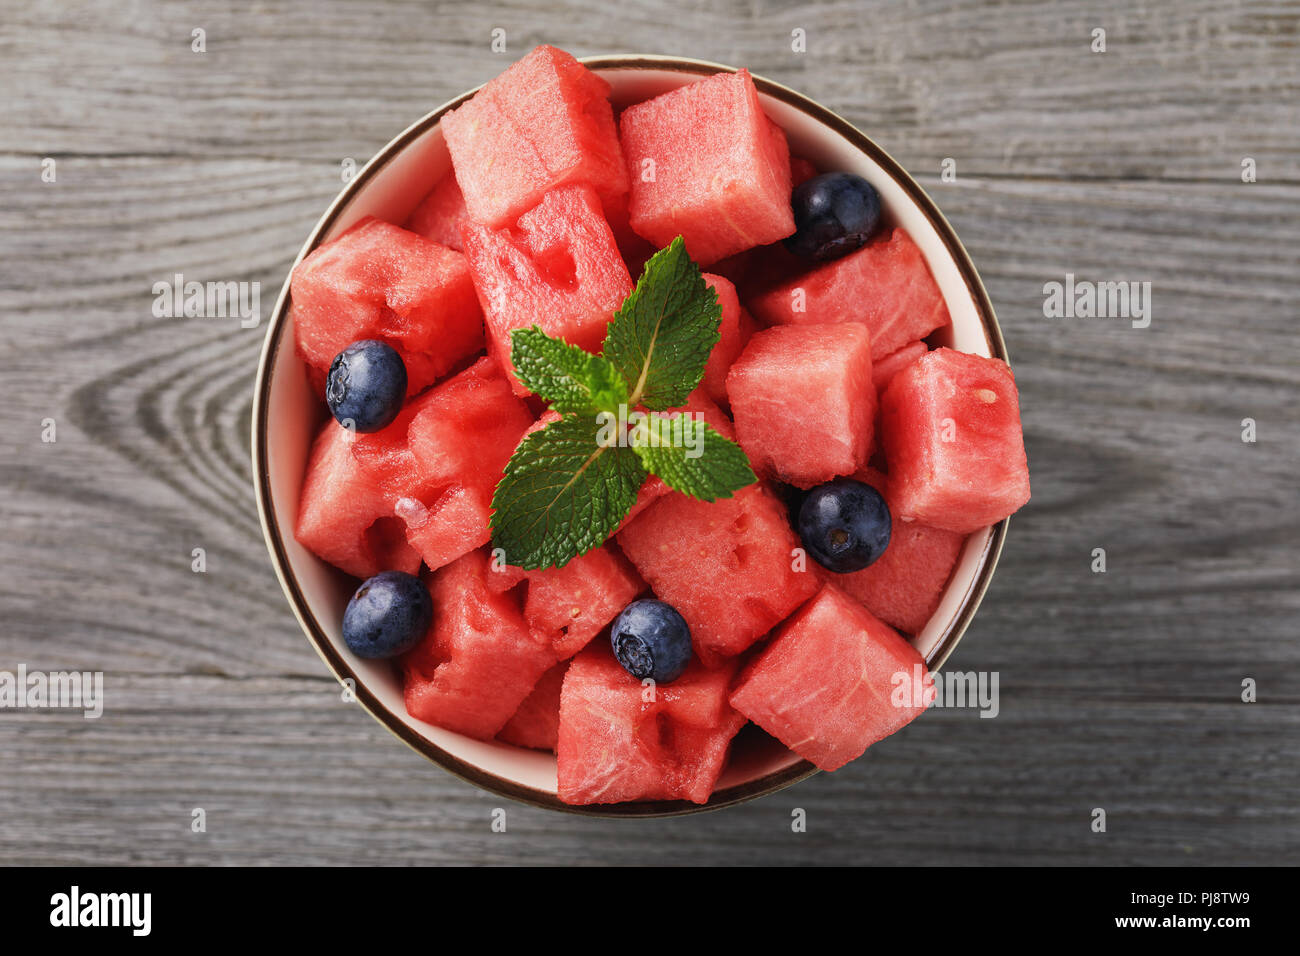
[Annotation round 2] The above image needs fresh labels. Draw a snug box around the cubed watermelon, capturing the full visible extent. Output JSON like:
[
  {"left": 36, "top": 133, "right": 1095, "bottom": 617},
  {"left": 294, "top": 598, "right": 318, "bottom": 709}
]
[
  {"left": 872, "top": 341, "right": 929, "bottom": 395},
  {"left": 402, "top": 549, "right": 556, "bottom": 740},
  {"left": 619, "top": 69, "right": 794, "bottom": 265},
  {"left": 290, "top": 217, "right": 484, "bottom": 394},
  {"left": 396, "top": 484, "right": 492, "bottom": 572},
  {"left": 348, "top": 357, "right": 532, "bottom": 572},
  {"left": 730, "top": 584, "right": 929, "bottom": 770},
  {"left": 619, "top": 474, "right": 671, "bottom": 531},
  {"left": 881, "top": 348, "right": 1031, "bottom": 533},
  {"left": 442, "top": 45, "right": 629, "bottom": 228},
  {"left": 460, "top": 184, "right": 633, "bottom": 394},
  {"left": 556, "top": 645, "right": 746, "bottom": 805},
  {"left": 406, "top": 356, "right": 534, "bottom": 492},
  {"left": 789, "top": 156, "right": 819, "bottom": 186},
  {"left": 727, "top": 324, "right": 875, "bottom": 488},
  {"left": 497, "top": 660, "right": 568, "bottom": 751},
  {"left": 820, "top": 468, "right": 965, "bottom": 635},
  {"left": 617, "top": 483, "right": 819, "bottom": 664},
  {"left": 518, "top": 544, "right": 645, "bottom": 659},
  {"left": 348, "top": 384, "right": 445, "bottom": 501},
  {"left": 405, "top": 173, "right": 469, "bottom": 251},
  {"left": 700, "top": 273, "right": 757, "bottom": 406},
  {"left": 295, "top": 420, "right": 421, "bottom": 579},
  {"left": 748, "top": 228, "right": 950, "bottom": 360}
]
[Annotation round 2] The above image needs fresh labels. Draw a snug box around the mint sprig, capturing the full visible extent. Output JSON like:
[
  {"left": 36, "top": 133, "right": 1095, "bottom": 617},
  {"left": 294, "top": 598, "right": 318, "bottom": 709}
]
[
  {"left": 604, "top": 238, "right": 721, "bottom": 410},
  {"left": 490, "top": 417, "right": 646, "bottom": 569},
  {"left": 511, "top": 326, "right": 629, "bottom": 415},
  {"left": 629, "top": 413, "right": 756, "bottom": 502},
  {"left": 490, "top": 237, "right": 756, "bottom": 570}
]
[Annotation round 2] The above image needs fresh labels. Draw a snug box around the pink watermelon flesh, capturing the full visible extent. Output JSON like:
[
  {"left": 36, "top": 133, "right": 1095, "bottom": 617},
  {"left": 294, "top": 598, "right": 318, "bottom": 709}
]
[
  {"left": 872, "top": 341, "right": 929, "bottom": 394},
  {"left": 700, "top": 273, "right": 756, "bottom": 406},
  {"left": 867, "top": 341, "right": 930, "bottom": 457},
  {"left": 748, "top": 228, "right": 950, "bottom": 360},
  {"left": 820, "top": 467, "right": 964, "bottom": 636},
  {"left": 492, "top": 544, "right": 646, "bottom": 660},
  {"left": 730, "top": 583, "right": 929, "bottom": 771},
  {"left": 346, "top": 356, "right": 531, "bottom": 573},
  {"left": 295, "top": 420, "right": 421, "bottom": 579},
  {"left": 619, "top": 69, "right": 794, "bottom": 265},
  {"left": 881, "top": 348, "right": 1031, "bottom": 533},
  {"left": 620, "top": 475, "right": 670, "bottom": 531},
  {"left": 460, "top": 183, "right": 633, "bottom": 395},
  {"left": 557, "top": 645, "right": 746, "bottom": 805},
  {"left": 402, "top": 549, "right": 556, "bottom": 740},
  {"left": 406, "top": 356, "right": 534, "bottom": 492},
  {"left": 524, "top": 546, "right": 645, "bottom": 659},
  {"left": 290, "top": 217, "right": 484, "bottom": 395},
  {"left": 396, "top": 485, "right": 492, "bottom": 572},
  {"left": 405, "top": 173, "right": 469, "bottom": 251},
  {"left": 617, "top": 482, "right": 819, "bottom": 665},
  {"left": 727, "top": 323, "right": 875, "bottom": 488},
  {"left": 442, "top": 45, "right": 629, "bottom": 229},
  {"left": 790, "top": 156, "right": 819, "bottom": 186},
  {"left": 604, "top": 188, "right": 658, "bottom": 276},
  {"left": 497, "top": 660, "right": 568, "bottom": 751}
]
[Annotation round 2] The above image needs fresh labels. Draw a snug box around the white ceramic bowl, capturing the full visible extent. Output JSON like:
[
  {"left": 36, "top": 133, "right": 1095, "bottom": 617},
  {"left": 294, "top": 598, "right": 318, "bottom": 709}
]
[{"left": 252, "top": 55, "right": 1008, "bottom": 816}]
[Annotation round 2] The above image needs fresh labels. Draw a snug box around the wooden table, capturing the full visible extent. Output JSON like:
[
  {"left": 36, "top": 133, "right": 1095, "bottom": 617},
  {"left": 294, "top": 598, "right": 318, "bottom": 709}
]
[{"left": 2, "top": 0, "right": 1296, "bottom": 865}]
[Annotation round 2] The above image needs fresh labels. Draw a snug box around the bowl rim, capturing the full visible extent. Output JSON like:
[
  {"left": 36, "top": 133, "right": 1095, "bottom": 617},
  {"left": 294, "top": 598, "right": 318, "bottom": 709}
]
[{"left": 250, "top": 53, "right": 1009, "bottom": 818}]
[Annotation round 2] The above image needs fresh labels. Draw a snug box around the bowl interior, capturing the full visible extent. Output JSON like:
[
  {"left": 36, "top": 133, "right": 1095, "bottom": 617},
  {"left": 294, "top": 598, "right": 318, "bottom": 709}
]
[{"left": 255, "top": 58, "right": 1004, "bottom": 814}]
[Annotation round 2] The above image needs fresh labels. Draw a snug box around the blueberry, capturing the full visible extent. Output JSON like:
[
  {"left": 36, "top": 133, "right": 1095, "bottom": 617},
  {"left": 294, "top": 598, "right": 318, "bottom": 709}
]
[
  {"left": 610, "top": 599, "right": 692, "bottom": 683},
  {"left": 785, "top": 172, "right": 883, "bottom": 261},
  {"left": 326, "top": 340, "right": 407, "bottom": 433},
  {"left": 341, "top": 571, "right": 432, "bottom": 659},
  {"left": 798, "top": 478, "right": 891, "bottom": 573}
]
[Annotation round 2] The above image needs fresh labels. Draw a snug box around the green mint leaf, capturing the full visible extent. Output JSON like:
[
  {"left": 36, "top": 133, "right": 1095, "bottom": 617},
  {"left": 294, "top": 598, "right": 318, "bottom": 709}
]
[
  {"left": 490, "top": 414, "right": 646, "bottom": 570},
  {"left": 510, "top": 326, "right": 630, "bottom": 415},
  {"left": 630, "top": 413, "right": 756, "bottom": 502},
  {"left": 602, "top": 236, "right": 721, "bottom": 411}
]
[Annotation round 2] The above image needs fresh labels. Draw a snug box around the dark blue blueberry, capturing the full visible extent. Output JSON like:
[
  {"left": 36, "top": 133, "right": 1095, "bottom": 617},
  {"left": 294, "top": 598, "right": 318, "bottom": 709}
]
[
  {"left": 326, "top": 340, "right": 407, "bottom": 433},
  {"left": 798, "top": 477, "right": 891, "bottom": 573},
  {"left": 785, "top": 172, "right": 883, "bottom": 261},
  {"left": 341, "top": 570, "right": 432, "bottom": 659},
  {"left": 610, "top": 599, "right": 692, "bottom": 683}
]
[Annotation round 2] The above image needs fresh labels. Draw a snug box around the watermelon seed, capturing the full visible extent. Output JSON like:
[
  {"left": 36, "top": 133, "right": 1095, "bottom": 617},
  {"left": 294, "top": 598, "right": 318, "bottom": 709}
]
[{"left": 975, "top": 388, "right": 998, "bottom": 404}]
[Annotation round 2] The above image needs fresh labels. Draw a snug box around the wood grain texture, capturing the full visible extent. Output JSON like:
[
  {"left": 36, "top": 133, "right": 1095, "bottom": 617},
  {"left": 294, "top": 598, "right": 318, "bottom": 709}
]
[{"left": 1, "top": 0, "right": 1297, "bottom": 866}]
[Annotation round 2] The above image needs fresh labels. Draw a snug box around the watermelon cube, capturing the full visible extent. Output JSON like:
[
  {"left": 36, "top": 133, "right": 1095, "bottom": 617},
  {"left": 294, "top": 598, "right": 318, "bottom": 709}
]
[
  {"left": 726, "top": 324, "right": 875, "bottom": 488},
  {"left": 872, "top": 341, "right": 929, "bottom": 395},
  {"left": 406, "top": 356, "right": 534, "bottom": 491},
  {"left": 748, "top": 228, "right": 950, "bottom": 360},
  {"left": 345, "top": 356, "right": 531, "bottom": 572},
  {"left": 730, "top": 584, "right": 929, "bottom": 770},
  {"left": 520, "top": 545, "right": 645, "bottom": 659},
  {"left": 618, "top": 69, "right": 795, "bottom": 265},
  {"left": 460, "top": 184, "right": 633, "bottom": 394},
  {"left": 442, "top": 45, "right": 629, "bottom": 228},
  {"left": 881, "top": 348, "right": 1031, "bottom": 533},
  {"left": 405, "top": 173, "right": 469, "bottom": 251},
  {"left": 617, "top": 483, "right": 819, "bottom": 664},
  {"left": 556, "top": 645, "right": 746, "bottom": 805},
  {"left": 821, "top": 468, "right": 965, "bottom": 635},
  {"left": 295, "top": 421, "right": 421, "bottom": 579},
  {"left": 290, "top": 217, "right": 484, "bottom": 395},
  {"left": 396, "top": 485, "right": 492, "bottom": 572},
  {"left": 700, "top": 273, "right": 757, "bottom": 407},
  {"left": 402, "top": 549, "right": 556, "bottom": 740},
  {"left": 497, "top": 660, "right": 568, "bottom": 751}
]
